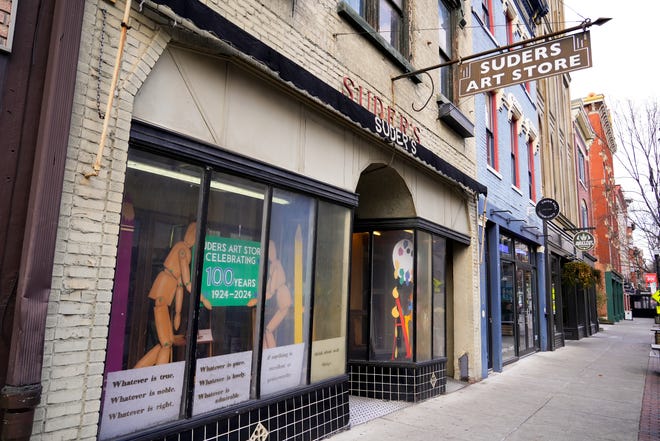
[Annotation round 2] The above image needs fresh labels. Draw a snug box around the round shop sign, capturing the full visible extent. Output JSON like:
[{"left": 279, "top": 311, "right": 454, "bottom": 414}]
[
  {"left": 574, "top": 231, "right": 595, "bottom": 251},
  {"left": 535, "top": 198, "right": 560, "bottom": 220}
]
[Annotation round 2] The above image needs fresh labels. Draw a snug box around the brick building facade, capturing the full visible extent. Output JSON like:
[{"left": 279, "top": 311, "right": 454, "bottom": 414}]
[{"left": 9, "top": 1, "right": 485, "bottom": 439}]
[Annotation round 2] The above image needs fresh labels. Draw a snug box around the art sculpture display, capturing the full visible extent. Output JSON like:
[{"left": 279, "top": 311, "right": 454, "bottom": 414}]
[{"left": 135, "top": 222, "right": 211, "bottom": 367}]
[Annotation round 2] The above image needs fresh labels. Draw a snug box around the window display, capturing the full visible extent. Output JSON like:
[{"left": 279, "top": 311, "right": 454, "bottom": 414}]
[
  {"left": 350, "top": 227, "right": 448, "bottom": 364},
  {"left": 371, "top": 230, "right": 415, "bottom": 361},
  {"left": 100, "top": 151, "right": 201, "bottom": 439},
  {"left": 100, "top": 149, "right": 351, "bottom": 439},
  {"left": 416, "top": 232, "right": 432, "bottom": 361},
  {"left": 311, "top": 202, "right": 351, "bottom": 382},
  {"left": 432, "top": 237, "right": 447, "bottom": 358},
  {"left": 349, "top": 232, "right": 370, "bottom": 360},
  {"left": 259, "top": 190, "right": 314, "bottom": 395},
  {"left": 192, "top": 172, "right": 266, "bottom": 415}
]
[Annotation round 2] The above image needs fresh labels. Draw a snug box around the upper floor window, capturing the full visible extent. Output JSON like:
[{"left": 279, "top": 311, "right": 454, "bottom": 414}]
[
  {"left": 581, "top": 199, "right": 589, "bottom": 228},
  {"left": 481, "top": 0, "right": 493, "bottom": 34},
  {"left": 347, "top": 0, "right": 405, "bottom": 53},
  {"left": 506, "top": 13, "right": 514, "bottom": 45},
  {"left": 510, "top": 119, "right": 520, "bottom": 188},
  {"left": 486, "top": 92, "right": 498, "bottom": 169},
  {"left": 438, "top": 0, "right": 453, "bottom": 100},
  {"left": 527, "top": 140, "right": 536, "bottom": 201},
  {"left": 577, "top": 149, "right": 586, "bottom": 184}
]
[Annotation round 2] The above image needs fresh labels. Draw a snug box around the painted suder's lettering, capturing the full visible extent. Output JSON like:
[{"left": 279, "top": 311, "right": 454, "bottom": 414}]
[
  {"left": 374, "top": 116, "right": 417, "bottom": 155},
  {"left": 342, "top": 76, "right": 421, "bottom": 144}
]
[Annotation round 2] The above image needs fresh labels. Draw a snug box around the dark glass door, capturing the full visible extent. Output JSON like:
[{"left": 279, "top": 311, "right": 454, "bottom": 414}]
[
  {"left": 501, "top": 262, "right": 516, "bottom": 362},
  {"left": 517, "top": 268, "right": 537, "bottom": 356}
]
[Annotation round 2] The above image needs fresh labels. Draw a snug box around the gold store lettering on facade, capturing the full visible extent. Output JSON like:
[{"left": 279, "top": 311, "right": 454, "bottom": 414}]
[{"left": 341, "top": 76, "right": 422, "bottom": 144}]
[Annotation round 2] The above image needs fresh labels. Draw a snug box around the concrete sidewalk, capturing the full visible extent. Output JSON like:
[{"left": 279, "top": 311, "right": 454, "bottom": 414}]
[{"left": 329, "top": 318, "right": 658, "bottom": 441}]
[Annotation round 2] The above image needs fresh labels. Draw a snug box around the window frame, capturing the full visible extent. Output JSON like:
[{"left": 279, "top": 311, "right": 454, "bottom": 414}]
[
  {"left": 338, "top": 0, "right": 421, "bottom": 83},
  {"left": 99, "top": 123, "right": 357, "bottom": 439},
  {"left": 510, "top": 118, "right": 520, "bottom": 188},
  {"left": 438, "top": 0, "right": 454, "bottom": 100},
  {"left": 486, "top": 92, "right": 498, "bottom": 170},
  {"left": 527, "top": 140, "right": 536, "bottom": 201},
  {"left": 348, "top": 219, "right": 462, "bottom": 365},
  {"left": 481, "top": 0, "right": 494, "bottom": 35}
]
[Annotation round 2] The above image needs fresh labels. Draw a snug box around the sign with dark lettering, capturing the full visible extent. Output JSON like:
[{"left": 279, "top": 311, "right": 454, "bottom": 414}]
[
  {"left": 201, "top": 236, "right": 261, "bottom": 306},
  {"left": 260, "top": 343, "right": 305, "bottom": 395},
  {"left": 459, "top": 32, "right": 592, "bottom": 97},
  {"left": 535, "top": 198, "right": 560, "bottom": 220},
  {"left": 573, "top": 231, "right": 595, "bottom": 251},
  {"left": 193, "top": 351, "right": 252, "bottom": 415},
  {"left": 99, "top": 362, "right": 185, "bottom": 439}
]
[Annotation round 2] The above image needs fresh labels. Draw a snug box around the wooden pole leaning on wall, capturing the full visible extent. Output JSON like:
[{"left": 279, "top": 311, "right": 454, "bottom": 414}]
[{"left": 84, "top": 0, "right": 133, "bottom": 178}]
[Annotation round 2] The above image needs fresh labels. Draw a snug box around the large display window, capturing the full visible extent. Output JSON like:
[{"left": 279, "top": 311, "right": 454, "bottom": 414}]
[
  {"left": 310, "top": 202, "right": 351, "bottom": 382},
  {"left": 349, "top": 227, "right": 448, "bottom": 364},
  {"left": 100, "top": 148, "right": 352, "bottom": 439}
]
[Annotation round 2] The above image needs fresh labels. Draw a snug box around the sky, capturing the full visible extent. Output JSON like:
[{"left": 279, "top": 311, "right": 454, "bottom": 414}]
[
  {"left": 562, "top": 0, "right": 660, "bottom": 259},
  {"left": 563, "top": 0, "right": 660, "bottom": 102}
]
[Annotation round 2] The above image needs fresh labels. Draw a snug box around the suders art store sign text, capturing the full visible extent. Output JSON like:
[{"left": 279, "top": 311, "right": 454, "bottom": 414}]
[{"left": 458, "top": 32, "right": 592, "bottom": 97}]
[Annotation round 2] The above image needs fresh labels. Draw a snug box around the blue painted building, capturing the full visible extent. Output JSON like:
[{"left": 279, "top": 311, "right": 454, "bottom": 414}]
[{"left": 471, "top": 0, "right": 549, "bottom": 376}]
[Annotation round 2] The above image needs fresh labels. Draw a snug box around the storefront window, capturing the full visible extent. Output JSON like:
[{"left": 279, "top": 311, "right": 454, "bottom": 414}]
[
  {"left": 311, "top": 202, "right": 351, "bottom": 382},
  {"left": 432, "top": 237, "right": 447, "bottom": 358},
  {"left": 100, "top": 150, "right": 202, "bottom": 439},
  {"left": 499, "top": 235, "right": 513, "bottom": 258},
  {"left": 349, "top": 232, "right": 371, "bottom": 360},
  {"left": 515, "top": 242, "right": 530, "bottom": 263},
  {"left": 192, "top": 172, "right": 266, "bottom": 415},
  {"left": 371, "top": 230, "right": 415, "bottom": 361},
  {"left": 416, "top": 232, "right": 432, "bottom": 361},
  {"left": 259, "top": 189, "right": 315, "bottom": 396},
  {"left": 100, "top": 148, "right": 351, "bottom": 439},
  {"left": 349, "top": 227, "right": 449, "bottom": 364}
]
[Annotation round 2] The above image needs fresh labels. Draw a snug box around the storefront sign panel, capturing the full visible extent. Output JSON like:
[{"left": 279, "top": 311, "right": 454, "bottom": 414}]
[
  {"left": 573, "top": 231, "right": 595, "bottom": 251},
  {"left": 260, "top": 343, "right": 305, "bottom": 395},
  {"left": 99, "top": 361, "right": 185, "bottom": 440},
  {"left": 310, "top": 336, "right": 345, "bottom": 382},
  {"left": 459, "top": 32, "right": 592, "bottom": 97},
  {"left": 535, "top": 198, "right": 560, "bottom": 220},
  {"left": 192, "top": 351, "right": 252, "bottom": 415},
  {"left": 202, "top": 236, "right": 261, "bottom": 306}
]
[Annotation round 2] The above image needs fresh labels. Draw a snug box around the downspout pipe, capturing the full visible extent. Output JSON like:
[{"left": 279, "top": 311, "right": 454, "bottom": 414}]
[
  {"left": 0, "top": 1, "right": 85, "bottom": 440},
  {"left": 84, "top": 0, "right": 133, "bottom": 178}
]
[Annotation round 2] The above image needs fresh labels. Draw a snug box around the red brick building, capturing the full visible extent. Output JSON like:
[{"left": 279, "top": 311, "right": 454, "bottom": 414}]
[{"left": 582, "top": 94, "right": 624, "bottom": 322}]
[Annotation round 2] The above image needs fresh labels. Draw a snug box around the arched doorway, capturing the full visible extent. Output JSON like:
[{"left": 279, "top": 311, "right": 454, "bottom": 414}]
[{"left": 348, "top": 164, "right": 451, "bottom": 404}]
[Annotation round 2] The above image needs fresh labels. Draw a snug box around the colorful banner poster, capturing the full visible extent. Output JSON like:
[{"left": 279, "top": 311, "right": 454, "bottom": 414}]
[
  {"left": 310, "top": 337, "right": 345, "bottom": 382},
  {"left": 260, "top": 343, "right": 305, "bottom": 395},
  {"left": 99, "top": 362, "right": 185, "bottom": 440},
  {"left": 193, "top": 351, "right": 252, "bottom": 415},
  {"left": 202, "top": 236, "right": 261, "bottom": 306}
]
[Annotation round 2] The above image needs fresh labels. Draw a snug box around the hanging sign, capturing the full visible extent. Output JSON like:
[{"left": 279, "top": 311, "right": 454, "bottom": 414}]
[
  {"left": 458, "top": 32, "right": 592, "bottom": 97},
  {"left": 535, "top": 198, "right": 560, "bottom": 220},
  {"left": 573, "top": 231, "right": 595, "bottom": 251}
]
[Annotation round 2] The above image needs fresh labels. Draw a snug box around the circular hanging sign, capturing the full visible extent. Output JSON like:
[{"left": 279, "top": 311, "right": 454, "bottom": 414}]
[
  {"left": 573, "top": 231, "right": 595, "bottom": 251},
  {"left": 535, "top": 198, "right": 560, "bottom": 220}
]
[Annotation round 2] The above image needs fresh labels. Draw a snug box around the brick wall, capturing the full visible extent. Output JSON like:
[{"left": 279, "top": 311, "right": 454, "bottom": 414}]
[{"left": 33, "top": 1, "right": 481, "bottom": 438}]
